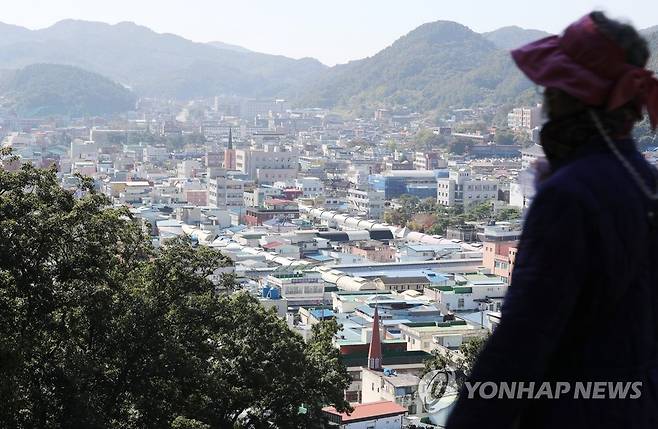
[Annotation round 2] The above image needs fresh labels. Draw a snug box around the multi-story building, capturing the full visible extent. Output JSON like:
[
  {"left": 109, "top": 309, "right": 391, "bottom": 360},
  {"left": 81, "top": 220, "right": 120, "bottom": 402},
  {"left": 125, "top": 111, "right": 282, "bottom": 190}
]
[
  {"left": 347, "top": 188, "right": 385, "bottom": 219},
  {"left": 208, "top": 176, "right": 245, "bottom": 209},
  {"left": 483, "top": 240, "right": 518, "bottom": 283},
  {"left": 370, "top": 170, "right": 447, "bottom": 200},
  {"left": 400, "top": 319, "right": 485, "bottom": 353},
  {"left": 264, "top": 270, "right": 325, "bottom": 306},
  {"left": 243, "top": 186, "right": 283, "bottom": 208},
  {"left": 436, "top": 169, "right": 498, "bottom": 207},
  {"left": 413, "top": 151, "right": 446, "bottom": 170},
  {"left": 244, "top": 198, "right": 299, "bottom": 226},
  {"left": 507, "top": 105, "right": 542, "bottom": 130},
  {"left": 294, "top": 176, "right": 324, "bottom": 197},
  {"left": 433, "top": 273, "right": 508, "bottom": 312},
  {"left": 234, "top": 148, "right": 298, "bottom": 183}
]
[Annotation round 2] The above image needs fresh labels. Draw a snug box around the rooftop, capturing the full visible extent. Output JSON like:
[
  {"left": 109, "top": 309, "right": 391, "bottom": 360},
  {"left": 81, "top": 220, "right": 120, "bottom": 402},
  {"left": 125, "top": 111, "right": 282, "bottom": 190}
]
[{"left": 322, "top": 400, "right": 407, "bottom": 423}]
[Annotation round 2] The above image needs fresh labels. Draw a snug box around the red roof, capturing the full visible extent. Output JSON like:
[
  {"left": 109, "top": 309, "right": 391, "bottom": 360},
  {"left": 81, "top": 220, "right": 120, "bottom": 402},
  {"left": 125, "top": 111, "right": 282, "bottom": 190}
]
[
  {"left": 322, "top": 401, "right": 407, "bottom": 423},
  {"left": 262, "top": 241, "right": 283, "bottom": 249}
]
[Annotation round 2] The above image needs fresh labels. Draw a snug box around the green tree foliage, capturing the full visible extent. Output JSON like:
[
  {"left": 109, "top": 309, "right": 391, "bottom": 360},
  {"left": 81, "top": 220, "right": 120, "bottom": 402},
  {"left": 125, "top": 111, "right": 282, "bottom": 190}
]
[
  {"left": 0, "top": 64, "right": 135, "bottom": 117},
  {"left": 298, "top": 21, "right": 536, "bottom": 112},
  {"left": 386, "top": 198, "right": 521, "bottom": 236},
  {"left": 0, "top": 160, "right": 350, "bottom": 428},
  {"left": 412, "top": 129, "right": 446, "bottom": 151},
  {"left": 421, "top": 335, "right": 490, "bottom": 386}
]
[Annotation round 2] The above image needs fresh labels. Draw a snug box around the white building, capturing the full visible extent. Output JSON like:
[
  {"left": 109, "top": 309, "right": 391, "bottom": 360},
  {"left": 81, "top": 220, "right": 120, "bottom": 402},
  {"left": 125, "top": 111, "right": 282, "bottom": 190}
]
[
  {"left": 208, "top": 176, "right": 245, "bottom": 209},
  {"left": 437, "top": 169, "right": 498, "bottom": 207},
  {"left": 435, "top": 273, "right": 507, "bottom": 311},
  {"left": 234, "top": 148, "right": 298, "bottom": 182},
  {"left": 294, "top": 176, "right": 324, "bottom": 197},
  {"left": 507, "top": 105, "right": 542, "bottom": 130},
  {"left": 347, "top": 188, "right": 385, "bottom": 219},
  {"left": 361, "top": 369, "right": 421, "bottom": 415},
  {"left": 264, "top": 270, "right": 325, "bottom": 305}
]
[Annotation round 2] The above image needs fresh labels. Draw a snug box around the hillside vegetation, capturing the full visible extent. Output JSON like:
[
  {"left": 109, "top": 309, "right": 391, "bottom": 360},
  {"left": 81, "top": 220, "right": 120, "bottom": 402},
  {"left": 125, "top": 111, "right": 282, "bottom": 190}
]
[{"left": 0, "top": 63, "right": 136, "bottom": 117}]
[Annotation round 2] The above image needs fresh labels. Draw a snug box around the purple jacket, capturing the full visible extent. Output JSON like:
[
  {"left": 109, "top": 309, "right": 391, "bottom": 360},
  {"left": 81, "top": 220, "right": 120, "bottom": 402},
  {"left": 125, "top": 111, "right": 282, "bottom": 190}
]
[{"left": 447, "top": 138, "right": 658, "bottom": 429}]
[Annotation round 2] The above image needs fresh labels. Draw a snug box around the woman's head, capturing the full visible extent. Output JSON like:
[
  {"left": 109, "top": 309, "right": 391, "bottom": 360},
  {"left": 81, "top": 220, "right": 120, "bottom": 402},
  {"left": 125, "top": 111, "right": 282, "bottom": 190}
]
[
  {"left": 512, "top": 11, "right": 658, "bottom": 134},
  {"left": 543, "top": 11, "right": 649, "bottom": 131}
]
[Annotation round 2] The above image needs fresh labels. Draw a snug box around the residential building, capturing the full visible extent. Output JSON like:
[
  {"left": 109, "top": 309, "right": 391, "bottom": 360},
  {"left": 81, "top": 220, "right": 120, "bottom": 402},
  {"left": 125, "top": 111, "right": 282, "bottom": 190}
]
[
  {"left": 413, "top": 151, "right": 446, "bottom": 170},
  {"left": 234, "top": 148, "right": 298, "bottom": 182},
  {"left": 294, "top": 176, "right": 324, "bottom": 197},
  {"left": 507, "top": 105, "right": 542, "bottom": 130},
  {"left": 208, "top": 175, "right": 245, "bottom": 209},
  {"left": 433, "top": 273, "right": 507, "bottom": 311},
  {"left": 264, "top": 270, "right": 325, "bottom": 306},
  {"left": 436, "top": 169, "right": 498, "bottom": 207},
  {"left": 483, "top": 241, "right": 518, "bottom": 282},
  {"left": 244, "top": 198, "right": 300, "bottom": 226},
  {"left": 347, "top": 188, "right": 385, "bottom": 219},
  {"left": 400, "top": 319, "right": 486, "bottom": 353}
]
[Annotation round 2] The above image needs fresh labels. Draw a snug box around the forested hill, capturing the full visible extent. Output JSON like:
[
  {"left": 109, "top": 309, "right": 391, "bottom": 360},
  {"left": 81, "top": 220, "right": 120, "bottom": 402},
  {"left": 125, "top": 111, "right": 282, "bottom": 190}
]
[
  {"left": 0, "top": 19, "right": 327, "bottom": 100},
  {"left": 295, "top": 21, "right": 538, "bottom": 113},
  {"left": 0, "top": 63, "right": 136, "bottom": 117}
]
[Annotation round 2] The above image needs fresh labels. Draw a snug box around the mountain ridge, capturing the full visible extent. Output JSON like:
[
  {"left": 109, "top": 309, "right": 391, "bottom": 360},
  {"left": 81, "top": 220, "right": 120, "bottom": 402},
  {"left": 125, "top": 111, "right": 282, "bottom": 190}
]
[
  {"left": 482, "top": 26, "right": 551, "bottom": 49},
  {"left": 0, "top": 19, "right": 328, "bottom": 99},
  {"left": 0, "top": 18, "right": 654, "bottom": 114}
]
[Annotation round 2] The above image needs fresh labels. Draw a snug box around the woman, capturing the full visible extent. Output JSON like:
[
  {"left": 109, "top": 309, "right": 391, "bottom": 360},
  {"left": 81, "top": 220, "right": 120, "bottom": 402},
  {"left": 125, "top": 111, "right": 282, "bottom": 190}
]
[{"left": 447, "top": 12, "right": 658, "bottom": 429}]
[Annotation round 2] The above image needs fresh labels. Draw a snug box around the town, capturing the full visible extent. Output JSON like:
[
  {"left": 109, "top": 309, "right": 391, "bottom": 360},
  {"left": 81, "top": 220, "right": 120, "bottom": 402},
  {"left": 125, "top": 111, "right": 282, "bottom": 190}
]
[
  {"left": 2, "top": 3, "right": 658, "bottom": 428},
  {"left": 4, "top": 93, "right": 657, "bottom": 427}
]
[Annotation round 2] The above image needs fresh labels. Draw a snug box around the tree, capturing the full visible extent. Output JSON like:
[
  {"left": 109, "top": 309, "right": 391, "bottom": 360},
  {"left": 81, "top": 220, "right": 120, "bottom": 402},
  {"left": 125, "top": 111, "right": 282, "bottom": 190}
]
[
  {"left": 495, "top": 128, "right": 516, "bottom": 146},
  {"left": 495, "top": 207, "right": 522, "bottom": 222},
  {"left": 0, "top": 159, "right": 350, "bottom": 428},
  {"left": 421, "top": 335, "right": 490, "bottom": 389},
  {"left": 412, "top": 129, "right": 446, "bottom": 151}
]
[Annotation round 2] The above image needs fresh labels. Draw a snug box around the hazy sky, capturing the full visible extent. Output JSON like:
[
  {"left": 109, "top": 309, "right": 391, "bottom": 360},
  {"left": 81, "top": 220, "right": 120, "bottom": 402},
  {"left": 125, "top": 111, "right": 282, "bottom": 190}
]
[{"left": 5, "top": 0, "right": 658, "bottom": 65}]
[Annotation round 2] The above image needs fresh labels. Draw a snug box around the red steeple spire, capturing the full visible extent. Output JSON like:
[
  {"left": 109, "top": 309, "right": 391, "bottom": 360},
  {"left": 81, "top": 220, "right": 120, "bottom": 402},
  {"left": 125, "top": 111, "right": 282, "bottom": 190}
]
[{"left": 368, "top": 305, "right": 383, "bottom": 371}]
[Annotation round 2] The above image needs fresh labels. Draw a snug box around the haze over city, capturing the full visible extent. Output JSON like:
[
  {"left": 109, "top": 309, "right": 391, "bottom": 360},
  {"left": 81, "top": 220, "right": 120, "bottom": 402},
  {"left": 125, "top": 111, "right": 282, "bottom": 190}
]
[{"left": 6, "top": 0, "right": 657, "bottom": 65}]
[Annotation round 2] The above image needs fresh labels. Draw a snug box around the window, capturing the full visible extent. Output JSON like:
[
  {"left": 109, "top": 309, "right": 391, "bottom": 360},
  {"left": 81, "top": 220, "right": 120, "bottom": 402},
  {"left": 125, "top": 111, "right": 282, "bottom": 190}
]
[{"left": 458, "top": 298, "right": 465, "bottom": 308}]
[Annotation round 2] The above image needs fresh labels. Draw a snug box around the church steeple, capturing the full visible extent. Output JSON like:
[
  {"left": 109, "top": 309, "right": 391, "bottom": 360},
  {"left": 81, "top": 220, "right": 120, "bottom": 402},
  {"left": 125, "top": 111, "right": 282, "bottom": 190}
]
[
  {"left": 368, "top": 305, "right": 383, "bottom": 371},
  {"left": 224, "top": 127, "right": 236, "bottom": 170}
]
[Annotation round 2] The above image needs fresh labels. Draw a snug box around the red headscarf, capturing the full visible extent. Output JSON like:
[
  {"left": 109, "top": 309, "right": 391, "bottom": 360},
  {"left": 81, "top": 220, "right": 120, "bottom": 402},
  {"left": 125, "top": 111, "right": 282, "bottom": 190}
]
[{"left": 511, "top": 15, "right": 658, "bottom": 129}]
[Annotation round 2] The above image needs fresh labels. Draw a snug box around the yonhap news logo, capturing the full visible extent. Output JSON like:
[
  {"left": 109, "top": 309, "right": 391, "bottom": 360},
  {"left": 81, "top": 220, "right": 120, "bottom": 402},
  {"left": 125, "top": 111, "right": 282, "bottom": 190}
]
[
  {"left": 463, "top": 381, "right": 643, "bottom": 400},
  {"left": 418, "top": 370, "right": 643, "bottom": 408},
  {"left": 418, "top": 369, "right": 460, "bottom": 413}
]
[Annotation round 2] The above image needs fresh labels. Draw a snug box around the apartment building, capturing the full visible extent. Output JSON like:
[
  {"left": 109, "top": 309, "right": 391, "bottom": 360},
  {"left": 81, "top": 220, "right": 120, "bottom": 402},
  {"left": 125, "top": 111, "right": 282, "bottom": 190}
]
[
  {"left": 437, "top": 169, "right": 498, "bottom": 207},
  {"left": 347, "top": 188, "right": 385, "bottom": 219},
  {"left": 208, "top": 176, "right": 245, "bottom": 209},
  {"left": 507, "top": 105, "right": 542, "bottom": 130}
]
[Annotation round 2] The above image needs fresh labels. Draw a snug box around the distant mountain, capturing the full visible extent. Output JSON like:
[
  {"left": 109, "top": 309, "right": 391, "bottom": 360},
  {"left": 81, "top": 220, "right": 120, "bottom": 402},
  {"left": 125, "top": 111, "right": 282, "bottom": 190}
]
[
  {"left": 297, "top": 21, "right": 537, "bottom": 113},
  {"left": 641, "top": 25, "right": 658, "bottom": 36},
  {"left": 0, "top": 18, "right": 654, "bottom": 113},
  {"left": 0, "top": 63, "right": 136, "bottom": 117},
  {"left": 482, "top": 26, "right": 551, "bottom": 49},
  {"left": 207, "top": 41, "right": 252, "bottom": 53},
  {"left": 0, "top": 19, "right": 327, "bottom": 99}
]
